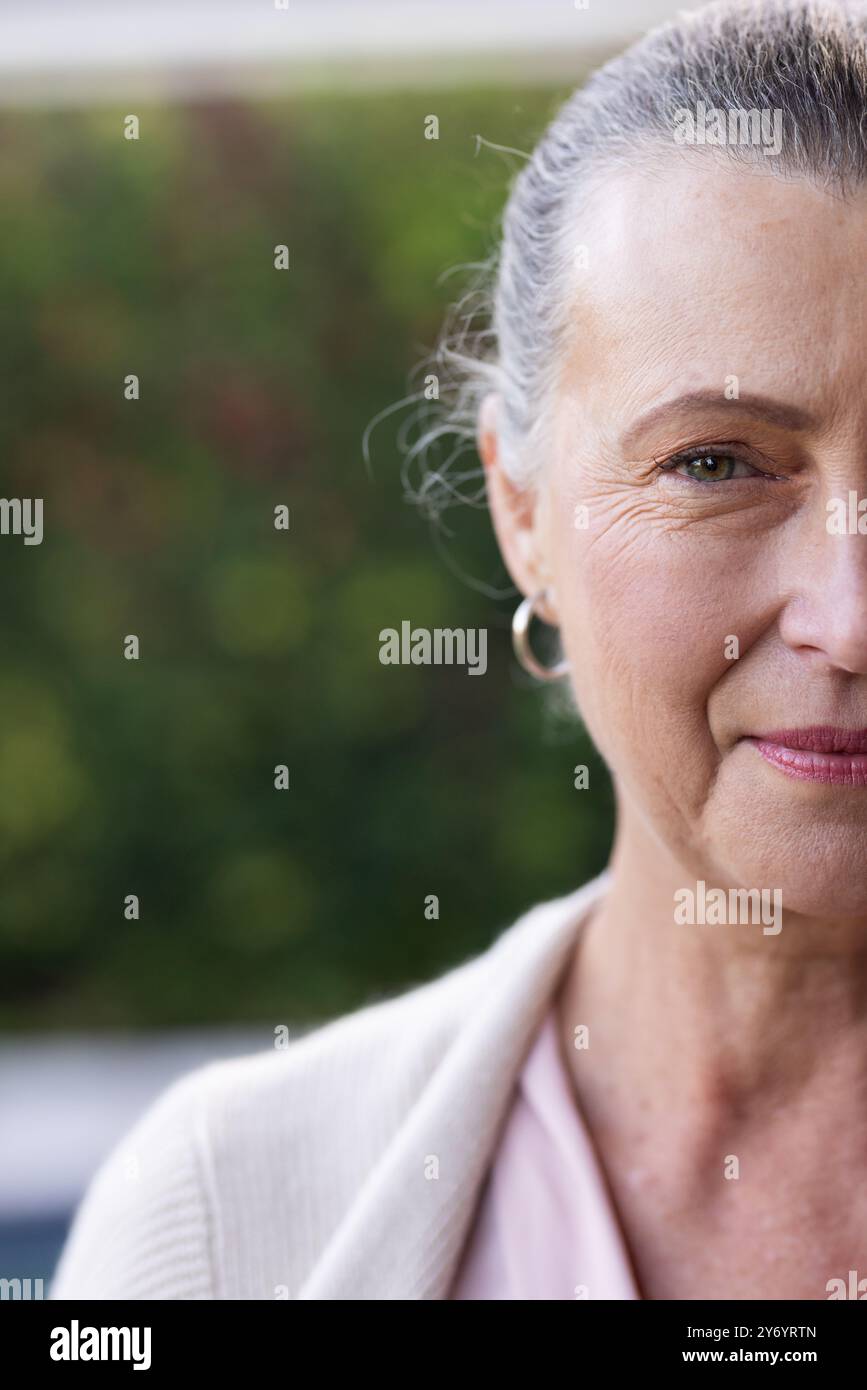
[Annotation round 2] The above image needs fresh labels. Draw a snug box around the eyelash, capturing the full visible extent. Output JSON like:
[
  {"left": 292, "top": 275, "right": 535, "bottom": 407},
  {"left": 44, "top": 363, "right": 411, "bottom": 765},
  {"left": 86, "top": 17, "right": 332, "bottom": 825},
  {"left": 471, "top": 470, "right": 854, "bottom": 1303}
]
[{"left": 656, "top": 446, "right": 772, "bottom": 484}]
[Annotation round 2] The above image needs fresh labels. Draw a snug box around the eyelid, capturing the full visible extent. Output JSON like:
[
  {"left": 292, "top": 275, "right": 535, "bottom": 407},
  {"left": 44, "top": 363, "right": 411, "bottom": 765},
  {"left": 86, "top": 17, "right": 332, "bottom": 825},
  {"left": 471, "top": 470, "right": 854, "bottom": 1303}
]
[{"left": 654, "top": 442, "right": 775, "bottom": 480}]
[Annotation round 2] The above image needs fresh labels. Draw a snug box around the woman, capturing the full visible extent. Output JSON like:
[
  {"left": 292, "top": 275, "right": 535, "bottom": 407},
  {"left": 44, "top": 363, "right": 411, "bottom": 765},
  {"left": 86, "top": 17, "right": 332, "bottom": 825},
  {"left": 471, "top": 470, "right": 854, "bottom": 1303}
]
[{"left": 52, "top": 0, "right": 867, "bottom": 1300}]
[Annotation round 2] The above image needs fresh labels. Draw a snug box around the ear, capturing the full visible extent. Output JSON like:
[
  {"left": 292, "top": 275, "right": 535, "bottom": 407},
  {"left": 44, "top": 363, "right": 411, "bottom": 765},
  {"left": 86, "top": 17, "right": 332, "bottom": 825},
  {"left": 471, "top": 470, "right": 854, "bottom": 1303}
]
[{"left": 478, "top": 392, "right": 556, "bottom": 621}]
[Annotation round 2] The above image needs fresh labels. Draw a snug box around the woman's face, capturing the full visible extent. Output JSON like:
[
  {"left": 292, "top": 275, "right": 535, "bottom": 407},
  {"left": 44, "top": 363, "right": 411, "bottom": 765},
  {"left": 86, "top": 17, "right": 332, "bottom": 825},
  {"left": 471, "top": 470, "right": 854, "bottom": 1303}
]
[{"left": 485, "top": 154, "right": 867, "bottom": 914}]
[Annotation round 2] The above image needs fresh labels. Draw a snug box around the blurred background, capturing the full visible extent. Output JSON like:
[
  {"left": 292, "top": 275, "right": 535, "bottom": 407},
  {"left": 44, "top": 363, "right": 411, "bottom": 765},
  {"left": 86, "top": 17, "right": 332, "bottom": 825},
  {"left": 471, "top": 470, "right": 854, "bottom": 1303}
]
[{"left": 0, "top": 0, "right": 695, "bottom": 1292}]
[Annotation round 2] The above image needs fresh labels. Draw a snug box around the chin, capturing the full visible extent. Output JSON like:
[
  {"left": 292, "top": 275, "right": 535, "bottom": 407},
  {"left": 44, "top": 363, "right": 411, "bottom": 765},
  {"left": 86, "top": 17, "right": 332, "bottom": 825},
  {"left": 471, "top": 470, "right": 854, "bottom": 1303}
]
[{"left": 707, "top": 806, "right": 867, "bottom": 920}]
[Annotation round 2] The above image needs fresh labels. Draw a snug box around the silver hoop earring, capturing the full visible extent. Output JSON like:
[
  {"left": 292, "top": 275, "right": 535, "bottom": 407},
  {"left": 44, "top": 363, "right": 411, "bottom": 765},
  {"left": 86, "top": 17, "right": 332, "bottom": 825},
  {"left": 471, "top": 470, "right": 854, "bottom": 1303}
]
[{"left": 512, "top": 588, "right": 570, "bottom": 681}]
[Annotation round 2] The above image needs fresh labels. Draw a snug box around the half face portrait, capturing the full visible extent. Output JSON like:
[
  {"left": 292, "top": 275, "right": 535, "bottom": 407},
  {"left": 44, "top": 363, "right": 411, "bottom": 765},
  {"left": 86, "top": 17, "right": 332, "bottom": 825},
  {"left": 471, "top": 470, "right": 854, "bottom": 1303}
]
[{"left": 5, "top": 0, "right": 867, "bottom": 1335}]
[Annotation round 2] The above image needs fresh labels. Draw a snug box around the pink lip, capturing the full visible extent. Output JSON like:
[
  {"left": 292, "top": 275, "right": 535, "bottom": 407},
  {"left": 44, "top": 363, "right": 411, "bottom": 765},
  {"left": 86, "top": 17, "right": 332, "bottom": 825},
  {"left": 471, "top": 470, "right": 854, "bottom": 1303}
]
[{"left": 746, "top": 727, "right": 867, "bottom": 785}]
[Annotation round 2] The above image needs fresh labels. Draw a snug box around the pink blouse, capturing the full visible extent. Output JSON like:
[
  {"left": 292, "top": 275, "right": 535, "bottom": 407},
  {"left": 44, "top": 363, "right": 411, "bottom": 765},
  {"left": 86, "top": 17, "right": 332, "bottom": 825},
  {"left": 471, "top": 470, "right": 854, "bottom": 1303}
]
[{"left": 449, "top": 1002, "right": 641, "bottom": 1300}]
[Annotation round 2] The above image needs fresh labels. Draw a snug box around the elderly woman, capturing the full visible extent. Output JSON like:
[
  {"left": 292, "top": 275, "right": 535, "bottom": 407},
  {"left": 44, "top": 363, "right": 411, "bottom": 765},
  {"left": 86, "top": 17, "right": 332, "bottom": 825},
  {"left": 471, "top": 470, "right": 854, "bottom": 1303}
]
[{"left": 52, "top": 0, "right": 867, "bottom": 1301}]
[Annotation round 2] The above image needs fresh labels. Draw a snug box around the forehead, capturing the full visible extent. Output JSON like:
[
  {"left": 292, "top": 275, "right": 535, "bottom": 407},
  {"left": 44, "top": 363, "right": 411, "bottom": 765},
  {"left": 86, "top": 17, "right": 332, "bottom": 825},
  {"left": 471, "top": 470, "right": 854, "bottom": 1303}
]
[{"left": 559, "top": 153, "right": 867, "bottom": 411}]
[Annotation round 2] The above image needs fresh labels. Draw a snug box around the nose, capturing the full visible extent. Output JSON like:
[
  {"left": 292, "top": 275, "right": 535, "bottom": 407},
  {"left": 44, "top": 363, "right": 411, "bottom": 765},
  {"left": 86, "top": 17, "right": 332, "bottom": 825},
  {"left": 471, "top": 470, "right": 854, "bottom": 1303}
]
[{"left": 778, "top": 512, "right": 867, "bottom": 676}]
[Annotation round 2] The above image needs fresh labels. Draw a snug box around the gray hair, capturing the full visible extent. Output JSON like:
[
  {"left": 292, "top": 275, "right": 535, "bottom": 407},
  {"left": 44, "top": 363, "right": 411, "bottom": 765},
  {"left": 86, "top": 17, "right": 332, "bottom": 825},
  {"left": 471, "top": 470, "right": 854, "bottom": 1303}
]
[{"left": 382, "top": 0, "right": 867, "bottom": 521}]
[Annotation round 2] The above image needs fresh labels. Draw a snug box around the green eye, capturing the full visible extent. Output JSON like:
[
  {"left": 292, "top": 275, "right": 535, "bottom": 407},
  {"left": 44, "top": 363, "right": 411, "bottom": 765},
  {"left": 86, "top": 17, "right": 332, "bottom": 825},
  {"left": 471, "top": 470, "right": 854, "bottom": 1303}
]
[
  {"left": 655, "top": 453, "right": 755, "bottom": 486},
  {"left": 657, "top": 448, "right": 780, "bottom": 487},
  {"left": 674, "top": 453, "right": 738, "bottom": 482}
]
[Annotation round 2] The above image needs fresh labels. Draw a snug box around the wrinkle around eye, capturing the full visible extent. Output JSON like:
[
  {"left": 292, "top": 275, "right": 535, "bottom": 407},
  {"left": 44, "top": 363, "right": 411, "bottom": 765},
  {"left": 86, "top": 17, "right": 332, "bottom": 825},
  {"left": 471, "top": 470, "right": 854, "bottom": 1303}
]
[
  {"left": 576, "top": 488, "right": 716, "bottom": 552},
  {"left": 572, "top": 474, "right": 797, "bottom": 551}
]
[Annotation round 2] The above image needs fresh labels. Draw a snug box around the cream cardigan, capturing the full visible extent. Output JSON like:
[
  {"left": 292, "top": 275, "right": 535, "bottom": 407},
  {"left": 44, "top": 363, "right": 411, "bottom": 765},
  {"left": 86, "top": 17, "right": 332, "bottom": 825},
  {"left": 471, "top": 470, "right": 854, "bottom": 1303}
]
[{"left": 50, "top": 869, "right": 610, "bottom": 1300}]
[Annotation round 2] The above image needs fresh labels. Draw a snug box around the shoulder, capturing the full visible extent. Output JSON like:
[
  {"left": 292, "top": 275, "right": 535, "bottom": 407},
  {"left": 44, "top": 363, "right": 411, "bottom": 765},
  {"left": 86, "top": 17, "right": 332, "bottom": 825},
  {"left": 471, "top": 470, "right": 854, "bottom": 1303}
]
[
  {"left": 50, "top": 928, "right": 493, "bottom": 1299},
  {"left": 49, "top": 1062, "right": 220, "bottom": 1299},
  {"left": 50, "top": 878, "right": 602, "bottom": 1299}
]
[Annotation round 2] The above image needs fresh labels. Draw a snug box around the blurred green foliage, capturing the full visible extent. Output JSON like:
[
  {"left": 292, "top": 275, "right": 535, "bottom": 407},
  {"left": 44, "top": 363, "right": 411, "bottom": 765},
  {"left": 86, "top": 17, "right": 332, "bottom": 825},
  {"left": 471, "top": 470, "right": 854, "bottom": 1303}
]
[{"left": 0, "top": 84, "right": 613, "bottom": 1031}]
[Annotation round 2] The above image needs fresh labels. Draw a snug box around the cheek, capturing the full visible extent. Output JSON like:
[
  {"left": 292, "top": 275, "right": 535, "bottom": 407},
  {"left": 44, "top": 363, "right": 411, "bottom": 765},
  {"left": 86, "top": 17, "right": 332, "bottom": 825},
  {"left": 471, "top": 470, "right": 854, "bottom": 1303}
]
[{"left": 548, "top": 502, "right": 758, "bottom": 792}]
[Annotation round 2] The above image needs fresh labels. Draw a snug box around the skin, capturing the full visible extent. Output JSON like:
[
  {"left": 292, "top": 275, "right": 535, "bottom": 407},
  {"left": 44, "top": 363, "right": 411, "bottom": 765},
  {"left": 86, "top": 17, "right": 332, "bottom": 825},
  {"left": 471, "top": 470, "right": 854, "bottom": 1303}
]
[{"left": 480, "top": 152, "right": 867, "bottom": 1300}]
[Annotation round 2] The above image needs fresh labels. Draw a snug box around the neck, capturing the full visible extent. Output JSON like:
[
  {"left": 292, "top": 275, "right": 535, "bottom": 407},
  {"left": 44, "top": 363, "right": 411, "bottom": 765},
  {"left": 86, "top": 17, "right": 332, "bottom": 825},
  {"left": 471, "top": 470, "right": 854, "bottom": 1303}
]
[{"left": 558, "top": 807, "right": 867, "bottom": 1173}]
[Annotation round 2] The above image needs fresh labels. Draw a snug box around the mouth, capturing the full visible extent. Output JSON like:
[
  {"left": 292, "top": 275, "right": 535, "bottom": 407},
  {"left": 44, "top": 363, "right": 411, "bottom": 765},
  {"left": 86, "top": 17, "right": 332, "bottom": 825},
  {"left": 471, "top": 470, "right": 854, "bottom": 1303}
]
[{"left": 744, "top": 727, "right": 867, "bottom": 786}]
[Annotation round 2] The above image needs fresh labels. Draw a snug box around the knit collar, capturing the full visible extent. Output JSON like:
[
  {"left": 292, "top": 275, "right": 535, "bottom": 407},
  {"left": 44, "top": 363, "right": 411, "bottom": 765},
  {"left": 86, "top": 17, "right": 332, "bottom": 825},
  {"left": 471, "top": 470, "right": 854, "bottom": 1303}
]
[{"left": 296, "top": 869, "right": 611, "bottom": 1300}]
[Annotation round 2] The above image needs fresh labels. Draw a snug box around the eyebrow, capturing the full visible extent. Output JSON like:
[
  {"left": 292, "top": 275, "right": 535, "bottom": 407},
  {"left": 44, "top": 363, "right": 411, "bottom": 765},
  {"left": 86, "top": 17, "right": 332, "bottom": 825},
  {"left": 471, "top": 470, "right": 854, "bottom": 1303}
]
[{"left": 619, "top": 390, "right": 817, "bottom": 455}]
